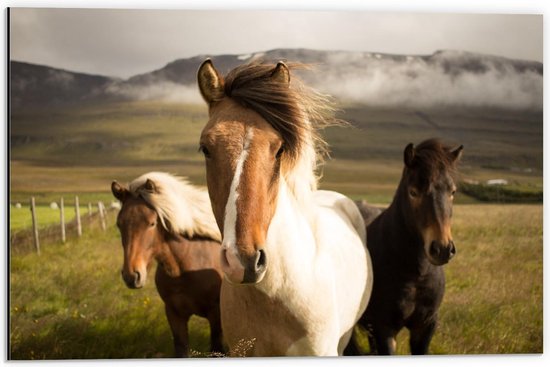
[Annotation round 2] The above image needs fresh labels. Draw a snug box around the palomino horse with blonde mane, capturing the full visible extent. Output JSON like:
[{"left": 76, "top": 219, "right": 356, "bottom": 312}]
[
  {"left": 196, "top": 60, "right": 372, "bottom": 356},
  {"left": 111, "top": 172, "right": 224, "bottom": 357}
]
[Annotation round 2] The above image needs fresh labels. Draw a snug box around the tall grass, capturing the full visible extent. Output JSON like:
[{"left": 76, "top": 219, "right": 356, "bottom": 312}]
[
  {"left": 392, "top": 204, "right": 543, "bottom": 354},
  {"left": 9, "top": 215, "right": 211, "bottom": 359},
  {"left": 9, "top": 204, "right": 542, "bottom": 358}
]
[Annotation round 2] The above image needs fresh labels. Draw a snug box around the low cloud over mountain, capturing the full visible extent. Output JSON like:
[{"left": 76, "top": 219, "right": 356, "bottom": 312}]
[{"left": 10, "top": 48, "right": 543, "bottom": 110}]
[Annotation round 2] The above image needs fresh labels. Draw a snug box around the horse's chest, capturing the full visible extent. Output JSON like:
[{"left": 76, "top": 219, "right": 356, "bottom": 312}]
[
  {"left": 221, "top": 282, "right": 312, "bottom": 356},
  {"left": 393, "top": 282, "right": 415, "bottom": 317},
  {"left": 155, "top": 267, "right": 221, "bottom": 316},
  {"left": 398, "top": 276, "right": 444, "bottom": 324}
]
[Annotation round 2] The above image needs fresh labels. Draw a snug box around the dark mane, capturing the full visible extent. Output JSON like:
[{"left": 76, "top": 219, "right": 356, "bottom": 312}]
[
  {"left": 407, "top": 138, "right": 460, "bottom": 186},
  {"left": 222, "top": 60, "right": 339, "bottom": 163},
  {"left": 415, "top": 138, "right": 458, "bottom": 168}
]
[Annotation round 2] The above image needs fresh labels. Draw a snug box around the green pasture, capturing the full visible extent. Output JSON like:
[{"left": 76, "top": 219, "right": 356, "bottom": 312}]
[
  {"left": 9, "top": 100, "right": 543, "bottom": 358},
  {"left": 10, "top": 102, "right": 208, "bottom": 194},
  {"left": 10, "top": 101, "right": 542, "bottom": 199},
  {"left": 9, "top": 191, "right": 118, "bottom": 233},
  {"left": 10, "top": 215, "right": 212, "bottom": 359},
  {"left": 10, "top": 203, "right": 97, "bottom": 232},
  {"left": 9, "top": 204, "right": 543, "bottom": 358}
]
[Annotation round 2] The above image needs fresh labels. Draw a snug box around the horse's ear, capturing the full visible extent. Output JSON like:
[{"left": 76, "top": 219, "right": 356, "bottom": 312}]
[
  {"left": 143, "top": 179, "right": 158, "bottom": 193},
  {"left": 451, "top": 145, "right": 464, "bottom": 162},
  {"left": 450, "top": 144, "right": 464, "bottom": 163},
  {"left": 111, "top": 181, "right": 128, "bottom": 202},
  {"left": 197, "top": 59, "right": 224, "bottom": 105},
  {"left": 271, "top": 61, "right": 290, "bottom": 85},
  {"left": 404, "top": 143, "right": 415, "bottom": 167}
]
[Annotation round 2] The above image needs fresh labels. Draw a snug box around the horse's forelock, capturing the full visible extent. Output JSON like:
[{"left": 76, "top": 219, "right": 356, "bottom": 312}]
[
  {"left": 222, "top": 61, "right": 338, "bottom": 168},
  {"left": 412, "top": 139, "right": 460, "bottom": 181}
]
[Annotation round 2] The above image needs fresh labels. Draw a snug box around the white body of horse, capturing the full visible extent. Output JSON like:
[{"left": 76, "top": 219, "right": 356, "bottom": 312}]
[{"left": 221, "top": 185, "right": 372, "bottom": 356}]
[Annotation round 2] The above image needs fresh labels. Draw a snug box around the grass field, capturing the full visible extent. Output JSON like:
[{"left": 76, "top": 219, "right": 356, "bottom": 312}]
[
  {"left": 9, "top": 100, "right": 543, "bottom": 358},
  {"left": 10, "top": 204, "right": 96, "bottom": 232},
  {"left": 9, "top": 216, "right": 209, "bottom": 359},
  {"left": 9, "top": 204, "right": 542, "bottom": 358}
]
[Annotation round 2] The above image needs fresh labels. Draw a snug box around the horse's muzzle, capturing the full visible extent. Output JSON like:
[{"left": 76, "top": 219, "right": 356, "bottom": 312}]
[
  {"left": 428, "top": 240, "right": 456, "bottom": 265},
  {"left": 121, "top": 269, "right": 146, "bottom": 289},
  {"left": 221, "top": 247, "right": 267, "bottom": 284}
]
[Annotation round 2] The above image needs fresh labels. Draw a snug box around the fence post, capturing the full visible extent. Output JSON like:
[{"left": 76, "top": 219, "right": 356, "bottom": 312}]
[
  {"left": 30, "top": 197, "right": 40, "bottom": 255},
  {"left": 75, "top": 196, "right": 82, "bottom": 237},
  {"left": 98, "top": 201, "right": 106, "bottom": 231},
  {"left": 60, "top": 197, "right": 66, "bottom": 243},
  {"left": 102, "top": 202, "right": 109, "bottom": 226},
  {"left": 88, "top": 202, "right": 93, "bottom": 218}
]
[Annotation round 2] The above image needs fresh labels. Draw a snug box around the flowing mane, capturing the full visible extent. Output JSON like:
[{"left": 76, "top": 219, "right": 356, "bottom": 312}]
[
  {"left": 129, "top": 172, "right": 221, "bottom": 242},
  {"left": 222, "top": 61, "right": 343, "bottom": 197}
]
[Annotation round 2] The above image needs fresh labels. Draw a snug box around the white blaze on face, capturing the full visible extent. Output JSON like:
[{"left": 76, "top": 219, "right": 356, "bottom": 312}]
[{"left": 221, "top": 128, "right": 254, "bottom": 272}]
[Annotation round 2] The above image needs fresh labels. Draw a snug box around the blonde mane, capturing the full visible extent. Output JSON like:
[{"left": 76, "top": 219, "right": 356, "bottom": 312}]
[{"left": 129, "top": 172, "right": 221, "bottom": 242}]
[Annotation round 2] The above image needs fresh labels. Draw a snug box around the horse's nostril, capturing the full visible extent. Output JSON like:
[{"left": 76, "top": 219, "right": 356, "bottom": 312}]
[
  {"left": 255, "top": 249, "right": 267, "bottom": 272},
  {"left": 240, "top": 248, "right": 268, "bottom": 284},
  {"left": 429, "top": 241, "right": 440, "bottom": 257},
  {"left": 449, "top": 241, "right": 456, "bottom": 257},
  {"left": 134, "top": 271, "right": 141, "bottom": 282},
  {"left": 429, "top": 240, "right": 456, "bottom": 265},
  {"left": 221, "top": 248, "right": 230, "bottom": 267}
]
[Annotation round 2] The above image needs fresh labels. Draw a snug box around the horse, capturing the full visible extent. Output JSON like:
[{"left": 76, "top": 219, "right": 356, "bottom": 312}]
[
  {"left": 346, "top": 138, "right": 463, "bottom": 355},
  {"left": 354, "top": 200, "right": 384, "bottom": 226},
  {"left": 196, "top": 59, "right": 372, "bottom": 356},
  {"left": 111, "top": 172, "right": 224, "bottom": 357}
]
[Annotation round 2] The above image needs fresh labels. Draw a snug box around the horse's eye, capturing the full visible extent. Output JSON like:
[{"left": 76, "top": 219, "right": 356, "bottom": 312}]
[
  {"left": 451, "top": 189, "right": 457, "bottom": 197},
  {"left": 199, "top": 144, "right": 211, "bottom": 158},
  {"left": 150, "top": 221, "right": 156, "bottom": 227},
  {"left": 409, "top": 189, "right": 419, "bottom": 198},
  {"left": 276, "top": 145, "right": 284, "bottom": 159}
]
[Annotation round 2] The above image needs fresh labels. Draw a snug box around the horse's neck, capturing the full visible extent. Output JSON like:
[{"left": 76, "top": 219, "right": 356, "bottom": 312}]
[
  {"left": 283, "top": 139, "right": 318, "bottom": 210},
  {"left": 156, "top": 235, "right": 190, "bottom": 274},
  {"left": 258, "top": 182, "right": 317, "bottom": 295}
]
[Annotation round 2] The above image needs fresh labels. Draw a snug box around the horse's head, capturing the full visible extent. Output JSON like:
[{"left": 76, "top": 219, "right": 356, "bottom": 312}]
[
  {"left": 112, "top": 179, "right": 164, "bottom": 289},
  {"left": 196, "top": 60, "right": 298, "bottom": 285},
  {"left": 400, "top": 139, "right": 463, "bottom": 265}
]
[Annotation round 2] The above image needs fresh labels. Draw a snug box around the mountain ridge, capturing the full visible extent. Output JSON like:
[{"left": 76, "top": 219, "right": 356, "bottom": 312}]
[{"left": 10, "top": 48, "right": 543, "bottom": 110}]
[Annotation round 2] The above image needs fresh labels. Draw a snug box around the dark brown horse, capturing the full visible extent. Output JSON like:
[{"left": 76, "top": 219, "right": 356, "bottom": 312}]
[
  {"left": 346, "top": 138, "right": 463, "bottom": 355},
  {"left": 111, "top": 172, "right": 224, "bottom": 357}
]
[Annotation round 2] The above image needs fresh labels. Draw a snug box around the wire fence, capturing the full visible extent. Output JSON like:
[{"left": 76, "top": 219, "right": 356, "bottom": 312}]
[{"left": 10, "top": 196, "right": 119, "bottom": 255}]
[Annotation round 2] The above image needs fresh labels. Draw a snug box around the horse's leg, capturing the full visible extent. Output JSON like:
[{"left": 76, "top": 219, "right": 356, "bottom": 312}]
[
  {"left": 165, "top": 305, "right": 190, "bottom": 358},
  {"left": 207, "top": 306, "right": 224, "bottom": 355},
  {"left": 367, "top": 329, "right": 377, "bottom": 354},
  {"left": 371, "top": 327, "right": 397, "bottom": 355},
  {"left": 409, "top": 318, "right": 437, "bottom": 355}
]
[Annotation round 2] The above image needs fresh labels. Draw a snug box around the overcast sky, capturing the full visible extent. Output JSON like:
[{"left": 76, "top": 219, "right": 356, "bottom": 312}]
[{"left": 9, "top": 8, "right": 543, "bottom": 79}]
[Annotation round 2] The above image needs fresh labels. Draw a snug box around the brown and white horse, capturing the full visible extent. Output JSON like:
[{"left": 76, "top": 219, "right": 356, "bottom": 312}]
[
  {"left": 196, "top": 60, "right": 372, "bottom": 356},
  {"left": 111, "top": 172, "right": 224, "bottom": 357}
]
